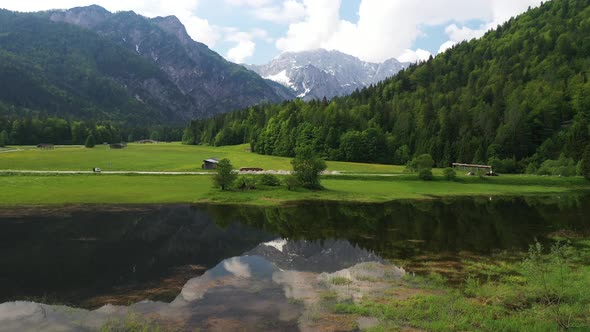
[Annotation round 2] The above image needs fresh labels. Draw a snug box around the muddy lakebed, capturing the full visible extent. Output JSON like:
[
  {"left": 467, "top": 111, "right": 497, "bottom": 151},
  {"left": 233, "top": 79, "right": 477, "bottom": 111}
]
[{"left": 0, "top": 195, "right": 589, "bottom": 331}]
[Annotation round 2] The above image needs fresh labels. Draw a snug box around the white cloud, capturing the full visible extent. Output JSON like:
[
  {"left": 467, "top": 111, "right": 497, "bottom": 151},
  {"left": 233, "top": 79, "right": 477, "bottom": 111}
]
[
  {"left": 438, "top": 40, "right": 457, "bottom": 54},
  {"left": 398, "top": 49, "right": 432, "bottom": 63},
  {"left": 224, "top": 28, "right": 272, "bottom": 63},
  {"left": 254, "top": 0, "right": 305, "bottom": 24},
  {"left": 224, "top": 0, "right": 272, "bottom": 7},
  {"left": 0, "top": 0, "right": 222, "bottom": 47},
  {"left": 275, "top": 0, "right": 545, "bottom": 63},
  {"left": 0, "top": 0, "right": 548, "bottom": 63},
  {"left": 275, "top": 0, "right": 341, "bottom": 52}
]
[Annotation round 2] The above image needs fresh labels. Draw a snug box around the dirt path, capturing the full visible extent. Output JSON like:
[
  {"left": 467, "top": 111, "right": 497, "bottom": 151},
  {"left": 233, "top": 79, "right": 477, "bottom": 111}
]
[
  {"left": 0, "top": 149, "right": 23, "bottom": 154},
  {"left": 0, "top": 169, "right": 404, "bottom": 176}
]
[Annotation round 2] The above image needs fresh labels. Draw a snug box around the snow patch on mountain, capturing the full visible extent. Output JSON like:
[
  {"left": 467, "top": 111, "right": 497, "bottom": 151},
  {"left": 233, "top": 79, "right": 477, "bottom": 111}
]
[
  {"left": 264, "top": 70, "right": 293, "bottom": 88},
  {"left": 248, "top": 49, "right": 408, "bottom": 101}
]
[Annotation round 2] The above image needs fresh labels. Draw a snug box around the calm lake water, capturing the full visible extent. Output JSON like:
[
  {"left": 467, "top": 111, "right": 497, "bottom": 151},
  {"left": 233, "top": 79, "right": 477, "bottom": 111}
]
[{"left": 0, "top": 195, "right": 588, "bottom": 331}]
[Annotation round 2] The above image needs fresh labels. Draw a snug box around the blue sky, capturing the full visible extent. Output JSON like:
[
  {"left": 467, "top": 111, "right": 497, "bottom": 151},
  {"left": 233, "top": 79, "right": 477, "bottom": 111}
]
[{"left": 0, "top": 0, "right": 545, "bottom": 64}]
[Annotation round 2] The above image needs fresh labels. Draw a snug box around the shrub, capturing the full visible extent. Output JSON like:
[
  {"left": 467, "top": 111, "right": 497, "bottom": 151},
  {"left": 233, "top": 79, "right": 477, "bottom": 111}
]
[
  {"left": 284, "top": 175, "right": 299, "bottom": 191},
  {"left": 408, "top": 154, "right": 435, "bottom": 181},
  {"left": 526, "top": 162, "right": 538, "bottom": 174},
  {"left": 259, "top": 173, "right": 281, "bottom": 186},
  {"left": 443, "top": 168, "right": 457, "bottom": 181},
  {"left": 235, "top": 175, "right": 256, "bottom": 190},
  {"left": 488, "top": 157, "right": 520, "bottom": 174},
  {"left": 536, "top": 156, "right": 577, "bottom": 177},
  {"left": 407, "top": 154, "right": 434, "bottom": 172},
  {"left": 418, "top": 169, "right": 434, "bottom": 181},
  {"left": 85, "top": 134, "right": 96, "bottom": 148}
]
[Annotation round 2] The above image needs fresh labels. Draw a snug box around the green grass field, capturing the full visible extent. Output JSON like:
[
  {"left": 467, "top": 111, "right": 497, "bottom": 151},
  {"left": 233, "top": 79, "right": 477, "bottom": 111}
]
[
  {"left": 1, "top": 143, "right": 589, "bottom": 206},
  {"left": 0, "top": 143, "right": 406, "bottom": 173},
  {"left": 0, "top": 173, "right": 587, "bottom": 206}
]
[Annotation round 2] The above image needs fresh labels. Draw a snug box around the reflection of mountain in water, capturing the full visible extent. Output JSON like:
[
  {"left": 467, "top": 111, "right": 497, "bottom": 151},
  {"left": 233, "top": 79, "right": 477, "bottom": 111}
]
[
  {"left": 249, "top": 239, "right": 383, "bottom": 273},
  {"left": 206, "top": 195, "right": 590, "bottom": 259},
  {"left": 0, "top": 239, "right": 390, "bottom": 331},
  {"left": 1, "top": 194, "right": 589, "bottom": 309}
]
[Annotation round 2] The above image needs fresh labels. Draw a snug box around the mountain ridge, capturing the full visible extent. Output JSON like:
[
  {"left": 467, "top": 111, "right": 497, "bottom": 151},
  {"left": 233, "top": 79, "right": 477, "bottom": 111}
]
[
  {"left": 48, "top": 5, "right": 294, "bottom": 115},
  {"left": 247, "top": 49, "right": 408, "bottom": 100},
  {"left": 0, "top": 5, "right": 293, "bottom": 124}
]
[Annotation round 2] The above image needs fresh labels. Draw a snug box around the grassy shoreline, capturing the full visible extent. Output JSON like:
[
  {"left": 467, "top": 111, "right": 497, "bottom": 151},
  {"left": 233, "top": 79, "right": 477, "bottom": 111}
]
[{"left": 1, "top": 172, "right": 588, "bottom": 207}]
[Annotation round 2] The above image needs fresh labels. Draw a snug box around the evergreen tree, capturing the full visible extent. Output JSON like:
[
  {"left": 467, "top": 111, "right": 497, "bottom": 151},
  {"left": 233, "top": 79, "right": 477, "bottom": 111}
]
[
  {"left": 0, "top": 130, "right": 8, "bottom": 147},
  {"left": 580, "top": 145, "right": 590, "bottom": 180},
  {"left": 85, "top": 134, "right": 96, "bottom": 148}
]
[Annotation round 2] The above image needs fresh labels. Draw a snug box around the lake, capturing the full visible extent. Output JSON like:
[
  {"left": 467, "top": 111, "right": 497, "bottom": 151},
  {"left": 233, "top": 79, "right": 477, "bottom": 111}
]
[{"left": 0, "top": 195, "right": 588, "bottom": 331}]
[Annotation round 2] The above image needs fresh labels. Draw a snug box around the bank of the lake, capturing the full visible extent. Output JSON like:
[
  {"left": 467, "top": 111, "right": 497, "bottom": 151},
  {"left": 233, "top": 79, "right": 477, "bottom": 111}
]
[{"left": 0, "top": 173, "right": 588, "bottom": 206}]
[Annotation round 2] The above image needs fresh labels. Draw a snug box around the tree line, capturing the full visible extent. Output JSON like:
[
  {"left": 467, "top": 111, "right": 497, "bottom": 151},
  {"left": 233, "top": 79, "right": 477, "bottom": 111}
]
[
  {"left": 183, "top": 0, "right": 590, "bottom": 175},
  {"left": 0, "top": 114, "right": 182, "bottom": 146}
]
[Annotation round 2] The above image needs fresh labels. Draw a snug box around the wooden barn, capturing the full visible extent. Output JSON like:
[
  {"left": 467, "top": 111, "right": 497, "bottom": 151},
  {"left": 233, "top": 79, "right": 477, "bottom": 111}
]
[
  {"left": 452, "top": 163, "right": 494, "bottom": 175},
  {"left": 202, "top": 158, "right": 220, "bottom": 169}
]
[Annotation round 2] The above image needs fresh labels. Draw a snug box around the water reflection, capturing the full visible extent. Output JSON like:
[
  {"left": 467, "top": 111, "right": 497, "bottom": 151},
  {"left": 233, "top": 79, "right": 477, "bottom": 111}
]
[
  {"left": 0, "top": 239, "right": 399, "bottom": 331},
  {"left": 0, "top": 194, "right": 588, "bottom": 327}
]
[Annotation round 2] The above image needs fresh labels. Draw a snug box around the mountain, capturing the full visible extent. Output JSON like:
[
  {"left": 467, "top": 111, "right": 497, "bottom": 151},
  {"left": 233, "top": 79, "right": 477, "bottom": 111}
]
[
  {"left": 247, "top": 49, "right": 407, "bottom": 100},
  {"left": 0, "top": 6, "right": 292, "bottom": 124},
  {"left": 184, "top": 0, "right": 590, "bottom": 174}
]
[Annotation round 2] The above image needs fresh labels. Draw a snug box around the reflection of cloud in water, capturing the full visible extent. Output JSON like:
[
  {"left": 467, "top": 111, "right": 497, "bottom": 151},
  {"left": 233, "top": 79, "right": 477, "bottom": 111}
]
[
  {"left": 272, "top": 270, "right": 317, "bottom": 301},
  {"left": 0, "top": 240, "right": 391, "bottom": 331},
  {"left": 178, "top": 256, "right": 272, "bottom": 303},
  {"left": 0, "top": 301, "right": 121, "bottom": 331},
  {"left": 223, "top": 257, "right": 252, "bottom": 278}
]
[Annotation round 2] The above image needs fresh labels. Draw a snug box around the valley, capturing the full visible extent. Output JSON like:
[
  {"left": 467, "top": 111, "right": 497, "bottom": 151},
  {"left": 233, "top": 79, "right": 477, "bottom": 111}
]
[{"left": 0, "top": 0, "right": 589, "bottom": 331}]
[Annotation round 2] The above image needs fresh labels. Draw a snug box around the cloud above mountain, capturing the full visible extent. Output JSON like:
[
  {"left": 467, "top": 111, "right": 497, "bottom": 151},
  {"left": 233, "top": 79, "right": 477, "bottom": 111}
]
[
  {"left": 0, "top": 0, "right": 546, "bottom": 63},
  {"left": 274, "top": 0, "right": 544, "bottom": 63}
]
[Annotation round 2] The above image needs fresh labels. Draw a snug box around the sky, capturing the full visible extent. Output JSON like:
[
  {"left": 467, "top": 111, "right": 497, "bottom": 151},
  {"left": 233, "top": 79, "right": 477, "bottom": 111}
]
[{"left": 0, "top": 0, "right": 545, "bottom": 65}]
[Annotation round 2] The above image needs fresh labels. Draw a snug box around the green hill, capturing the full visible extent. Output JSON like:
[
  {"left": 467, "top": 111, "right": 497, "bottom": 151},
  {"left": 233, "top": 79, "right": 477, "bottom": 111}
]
[
  {"left": 0, "top": 9, "right": 193, "bottom": 124},
  {"left": 185, "top": 0, "right": 590, "bottom": 173}
]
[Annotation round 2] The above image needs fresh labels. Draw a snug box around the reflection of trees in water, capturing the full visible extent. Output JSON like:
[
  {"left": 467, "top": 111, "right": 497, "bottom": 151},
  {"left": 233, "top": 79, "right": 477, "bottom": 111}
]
[
  {"left": 0, "top": 205, "right": 274, "bottom": 305},
  {"left": 206, "top": 194, "right": 590, "bottom": 259},
  {"left": 1, "top": 194, "right": 588, "bottom": 306}
]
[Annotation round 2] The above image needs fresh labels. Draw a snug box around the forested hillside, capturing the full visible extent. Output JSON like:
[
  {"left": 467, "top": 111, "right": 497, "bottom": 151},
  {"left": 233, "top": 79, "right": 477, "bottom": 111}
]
[
  {"left": 0, "top": 6, "right": 293, "bottom": 145},
  {"left": 0, "top": 10, "right": 194, "bottom": 125},
  {"left": 184, "top": 0, "right": 590, "bottom": 173}
]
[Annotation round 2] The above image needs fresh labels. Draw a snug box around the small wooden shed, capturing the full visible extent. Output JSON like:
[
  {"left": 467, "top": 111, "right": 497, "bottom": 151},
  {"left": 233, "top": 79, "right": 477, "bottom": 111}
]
[
  {"left": 202, "top": 158, "right": 220, "bottom": 169},
  {"left": 452, "top": 163, "right": 493, "bottom": 174}
]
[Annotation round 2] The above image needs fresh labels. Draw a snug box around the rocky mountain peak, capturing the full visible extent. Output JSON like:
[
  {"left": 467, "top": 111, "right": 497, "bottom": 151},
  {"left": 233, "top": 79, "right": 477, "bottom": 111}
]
[
  {"left": 49, "top": 5, "right": 111, "bottom": 28},
  {"left": 151, "top": 15, "right": 193, "bottom": 47},
  {"left": 44, "top": 5, "right": 293, "bottom": 120},
  {"left": 248, "top": 49, "right": 408, "bottom": 100}
]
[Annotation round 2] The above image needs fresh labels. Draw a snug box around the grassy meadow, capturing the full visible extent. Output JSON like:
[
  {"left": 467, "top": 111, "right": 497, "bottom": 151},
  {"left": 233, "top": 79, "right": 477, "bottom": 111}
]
[
  {"left": 1, "top": 143, "right": 589, "bottom": 206},
  {"left": 0, "top": 172, "right": 587, "bottom": 206},
  {"left": 0, "top": 143, "right": 406, "bottom": 173}
]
